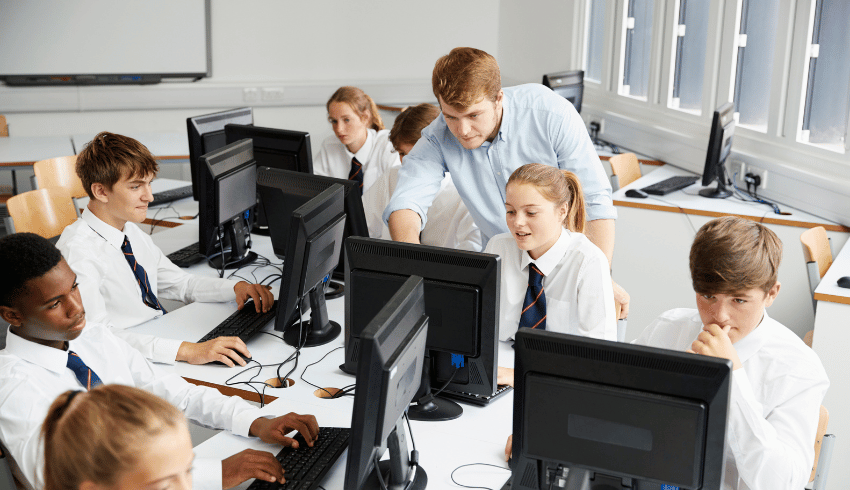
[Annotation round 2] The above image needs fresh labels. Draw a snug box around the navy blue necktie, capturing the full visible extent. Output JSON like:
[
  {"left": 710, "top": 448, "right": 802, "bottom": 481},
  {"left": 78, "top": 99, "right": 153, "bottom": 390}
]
[
  {"left": 519, "top": 263, "right": 546, "bottom": 330},
  {"left": 348, "top": 156, "right": 364, "bottom": 195},
  {"left": 120, "top": 236, "right": 166, "bottom": 312},
  {"left": 67, "top": 351, "right": 103, "bottom": 391}
]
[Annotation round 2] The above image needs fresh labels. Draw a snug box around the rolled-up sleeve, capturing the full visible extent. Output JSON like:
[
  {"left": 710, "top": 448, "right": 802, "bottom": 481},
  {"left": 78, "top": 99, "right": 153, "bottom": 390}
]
[{"left": 382, "top": 135, "right": 447, "bottom": 229}]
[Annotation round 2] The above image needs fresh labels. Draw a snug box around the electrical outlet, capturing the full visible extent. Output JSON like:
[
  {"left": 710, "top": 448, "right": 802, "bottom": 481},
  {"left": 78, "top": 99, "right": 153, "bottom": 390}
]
[
  {"left": 261, "top": 87, "right": 285, "bottom": 101},
  {"left": 746, "top": 165, "right": 768, "bottom": 190},
  {"left": 728, "top": 160, "right": 746, "bottom": 183},
  {"left": 243, "top": 88, "right": 259, "bottom": 103},
  {"left": 594, "top": 118, "right": 605, "bottom": 135}
]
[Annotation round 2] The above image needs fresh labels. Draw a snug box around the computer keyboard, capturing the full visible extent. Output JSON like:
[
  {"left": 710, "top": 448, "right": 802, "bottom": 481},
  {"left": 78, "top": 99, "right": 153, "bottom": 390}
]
[
  {"left": 150, "top": 185, "right": 193, "bottom": 206},
  {"left": 640, "top": 175, "right": 700, "bottom": 196},
  {"left": 198, "top": 300, "right": 278, "bottom": 345},
  {"left": 247, "top": 427, "right": 350, "bottom": 490},
  {"left": 166, "top": 241, "right": 205, "bottom": 268},
  {"left": 441, "top": 384, "right": 513, "bottom": 407}
]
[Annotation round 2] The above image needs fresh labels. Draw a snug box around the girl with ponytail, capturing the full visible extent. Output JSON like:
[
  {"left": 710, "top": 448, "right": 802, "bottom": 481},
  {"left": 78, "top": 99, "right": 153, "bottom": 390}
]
[
  {"left": 484, "top": 163, "right": 617, "bottom": 386},
  {"left": 314, "top": 86, "right": 400, "bottom": 194}
]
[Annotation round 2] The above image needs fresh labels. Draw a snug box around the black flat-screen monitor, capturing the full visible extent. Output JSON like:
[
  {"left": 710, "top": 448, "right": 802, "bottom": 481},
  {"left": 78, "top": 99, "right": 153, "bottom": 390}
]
[
  {"left": 345, "top": 275, "right": 429, "bottom": 490},
  {"left": 198, "top": 139, "right": 258, "bottom": 270},
  {"left": 543, "top": 70, "right": 584, "bottom": 113},
  {"left": 256, "top": 167, "right": 368, "bottom": 281},
  {"left": 700, "top": 102, "right": 735, "bottom": 199},
  {"left": 344, "top": 237, "right": 501, "bottom": 421},
  {"left": 272, "top": 184, "right": 347, "bottom": 347},
  {"left": 224, "top": 124, "right": 313, "bottom": 234},
  {"left": 187, "top": 107, "right": 253, "bottom": 201},
  {"left": 511, "top": 329, "right": 731, "bottom": 490}
]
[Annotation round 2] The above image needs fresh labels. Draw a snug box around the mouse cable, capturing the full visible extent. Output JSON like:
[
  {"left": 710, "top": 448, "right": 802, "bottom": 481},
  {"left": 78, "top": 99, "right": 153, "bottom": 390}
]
[{"left": 450, "top": 463, "right": 511, "bottom": 490}]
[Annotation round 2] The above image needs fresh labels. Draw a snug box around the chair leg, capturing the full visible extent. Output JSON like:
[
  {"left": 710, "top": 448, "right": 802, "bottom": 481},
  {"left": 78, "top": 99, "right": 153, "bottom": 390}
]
[{"left": 812, "top": 434, "right": 835, "bottom": 490}]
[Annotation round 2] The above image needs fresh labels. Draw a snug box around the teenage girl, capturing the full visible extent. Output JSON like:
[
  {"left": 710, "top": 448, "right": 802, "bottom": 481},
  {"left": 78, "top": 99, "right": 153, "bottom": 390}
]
[
  {"left": 42, "top": 385, "right": 193, "bottom": 490},
  {"left": 485, "top": 163, "right": 617, "bottom": 385},
  {"left": 313, "top": 86, "right": 400, "bottom": 194}
]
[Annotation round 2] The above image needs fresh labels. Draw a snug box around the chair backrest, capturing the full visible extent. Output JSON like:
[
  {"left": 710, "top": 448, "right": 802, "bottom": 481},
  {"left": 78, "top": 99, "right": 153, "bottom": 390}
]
[
  {"left": 0, "top": 115, "right": 8, "bottom": 137},
  {"left": 6, "top": 187, "right": 77, "bottom": 239},
  {"left": 801, "top": 226, "right": 833, "bottom": 279},
  {"left": 811, "top": 405, "right": 829, "bottom": 483},
  {"left": 608, "top": 153, "right": 641, "bottom": 190},
  {"left": 33, "top": 156, "right": 87, "bottom": 199}
]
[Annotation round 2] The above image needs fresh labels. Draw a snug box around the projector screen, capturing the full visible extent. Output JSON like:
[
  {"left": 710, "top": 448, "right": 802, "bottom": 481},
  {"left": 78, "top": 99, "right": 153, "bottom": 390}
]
[{"left": 0, "top": 0, "right": 210, "bottom": 85}]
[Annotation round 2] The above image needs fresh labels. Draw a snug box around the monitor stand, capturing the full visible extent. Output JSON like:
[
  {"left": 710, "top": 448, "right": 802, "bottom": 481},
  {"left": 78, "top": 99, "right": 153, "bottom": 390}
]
[
  {"left": 207, "top": 218, "right": 257, "bottom": 269},
  {"left": 362, "top": 420, "right": 427, "bottom": 490},
  {"left": 283, "top": 287, "right": 341, "bottom": 347},
  {"left": 699, "top": 178, "right": 732, "bottom": 199},
  {"left": 407, "top": 352, "right": 463, "bottom": 421}
]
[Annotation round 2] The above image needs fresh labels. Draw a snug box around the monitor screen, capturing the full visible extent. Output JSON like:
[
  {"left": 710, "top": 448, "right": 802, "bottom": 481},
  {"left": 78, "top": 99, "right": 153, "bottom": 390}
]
[
  {"left": 699, "top": 102, "right": 735, "bottom": 199},
  {"left": 543, "top": 70, "right": 584, "bottom": 113},
  {"left": 512, "top": 329, "right": 731, "bottom": 490},
  {"left": 345, "top": 275, "right": 429, "bottom": 490},
  {"left": 224, "top": 124, "right": 312, "bottom": 173},
  {"left": 187, "top": 107, "right": 253, "bottom": 201}
]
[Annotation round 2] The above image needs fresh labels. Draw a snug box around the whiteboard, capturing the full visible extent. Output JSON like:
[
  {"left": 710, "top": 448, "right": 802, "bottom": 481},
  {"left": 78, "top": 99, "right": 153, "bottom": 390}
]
[{"left": 0, "top": 0, "right": 209, "bottom": 80}]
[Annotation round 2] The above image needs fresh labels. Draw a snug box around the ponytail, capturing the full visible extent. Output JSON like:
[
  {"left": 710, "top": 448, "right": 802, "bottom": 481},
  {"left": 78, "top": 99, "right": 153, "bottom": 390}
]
[
  {"left": 561, "top": 170, "right": 586, "bottom": 233},
  {"left": 506, "top": 163, "right": 587, "bottom": 233},
  {"left": 327, "top": 86, "right": 385, "bottom": 131}
]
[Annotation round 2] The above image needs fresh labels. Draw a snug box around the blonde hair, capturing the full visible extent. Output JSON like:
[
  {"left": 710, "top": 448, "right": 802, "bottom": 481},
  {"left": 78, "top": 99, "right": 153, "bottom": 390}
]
[
  {"left": 42, "top": 385, "right": 185, "bottom": 490},
  {"left": 327, "top": 86, "right": 384, "bottom": 131},
  {"left": 507, "top": 163, "right": 586, "bottom": 233},
  {"left": 432, "top": 47, "right": 501, "bottom": 110}
]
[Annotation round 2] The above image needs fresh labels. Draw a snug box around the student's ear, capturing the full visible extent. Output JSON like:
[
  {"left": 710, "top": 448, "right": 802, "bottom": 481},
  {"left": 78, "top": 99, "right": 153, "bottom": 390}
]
[
  {"left": 764, "top": 281, "right": 781, "bottom": 307},
  {"left": 494, "top": 89, "right": 505, "bottom": 109},
  {"left": 90, "top": 182, "right": 109, "bottom": 204},
  {"left": 0, "top": 305, "right": 23, "bottom": 327}
]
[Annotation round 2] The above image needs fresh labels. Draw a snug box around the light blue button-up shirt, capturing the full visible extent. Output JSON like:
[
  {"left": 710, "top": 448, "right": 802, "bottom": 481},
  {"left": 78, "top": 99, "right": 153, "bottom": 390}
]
[{"left": 383, "top": 83, "right": 615, "bottom": 246}]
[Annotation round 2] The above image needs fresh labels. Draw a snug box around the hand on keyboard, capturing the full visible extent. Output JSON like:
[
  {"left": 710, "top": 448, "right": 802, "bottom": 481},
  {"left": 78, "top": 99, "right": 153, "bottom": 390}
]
[
  {"left": 223, "top": 448, "right": 286, "bottom": 489},
  {"left": 235, "top": 282, "right": 275, "bottom": 313},
  {"left": 176, "top": 336, "right": 251, "bottom": 367},
  {"left": 250, "top": 412, "right": 320, "bottom": 448}
]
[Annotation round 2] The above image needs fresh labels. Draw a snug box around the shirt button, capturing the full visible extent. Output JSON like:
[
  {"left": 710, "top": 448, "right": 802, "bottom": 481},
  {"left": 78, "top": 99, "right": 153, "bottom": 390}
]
[{"left": 497, "top": 172, "right": 501, "bottom": 176}]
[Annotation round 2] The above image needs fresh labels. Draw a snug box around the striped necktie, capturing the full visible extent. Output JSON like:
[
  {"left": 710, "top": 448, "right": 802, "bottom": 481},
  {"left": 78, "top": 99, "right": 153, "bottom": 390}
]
[
  {"left": 348, "top": 156, "right": 364, "bottom": 195},
  {"left": 519, "top": 263, "right": 546, "bottom": 330},
  {"left": 120, "top": 236, "right": 166, "bottom": 312},
  {"left": 67, "top": 351, "right": 103, "bottom": 391}
]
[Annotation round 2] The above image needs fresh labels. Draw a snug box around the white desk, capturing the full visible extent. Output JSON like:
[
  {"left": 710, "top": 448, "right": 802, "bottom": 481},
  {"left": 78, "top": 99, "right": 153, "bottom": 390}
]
[
  {"left": 0, "top": 136, "right": 75, "bottom": 194},
  {"left": 612, "top": 165, "right": 850, "bottom": 341},
  {"left": 812, "top": 240, "right": 850, "bottom": 489}
]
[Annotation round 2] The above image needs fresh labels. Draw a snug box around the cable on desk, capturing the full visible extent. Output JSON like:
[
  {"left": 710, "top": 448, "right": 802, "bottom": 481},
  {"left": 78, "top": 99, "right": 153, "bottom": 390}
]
[
  {"left": 299, "top": 346, "right": 355, "bottom": 398},
  {"left": 148, "top": 203, "right": 181, "bottom": 235},
  {"left": 645, "top": 194, "right": 699, "bottom": 235},
  {"left": 450, "top": 463, "right": 511, "bottom": 490}
]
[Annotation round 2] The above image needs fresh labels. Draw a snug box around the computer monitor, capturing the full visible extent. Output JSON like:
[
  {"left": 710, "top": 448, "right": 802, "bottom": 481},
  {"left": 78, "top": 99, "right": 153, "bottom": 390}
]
[
  {"left": 344, "top": 237, "right": 501, "bottom": 421},
  {"left": 511, "top": 329, "right": 731, "bottom": 490},
  {"left": 345, "top": 275, "right": 429, "bottom": 490},
  {"left": 271, "top": 184, "right": 347, "bottom": 347},
  {"left": 542, "top": 70, "right": 584, "bottom": 113},
  {"left": 224, "top": 124, "right": 313, "bottom": 235},
  {"left": 255, "top": 167, "right": 368, "bottom": 286},
  {"left": 700, "top": 102, "right": 735, "bottom": 199},
  {"left": 187, "top": 107, "right": 253, "bottom": 201},
  {"left": 197, "top": 139, "right": 258, "bottom": 270}
]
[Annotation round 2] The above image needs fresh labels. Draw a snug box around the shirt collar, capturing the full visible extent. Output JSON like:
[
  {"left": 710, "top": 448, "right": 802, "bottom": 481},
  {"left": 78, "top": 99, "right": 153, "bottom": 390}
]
[
  {"left": 496, "top": 91, "right": 510, "bottom": 143},
  {"left": 4, "top": 328, "right": 70, "bottom": 375},
  {"left": 81, "top": 207, "right": 125, "bottom": 249},
  {"left": 348, "top": 129, "right": 375, "bottom": 163},
  {"left": 519, "top": 228, "right": 570, "bottom": 276},
  {"left": 732, "top": 309, "right": 770, "bottom": 363}
]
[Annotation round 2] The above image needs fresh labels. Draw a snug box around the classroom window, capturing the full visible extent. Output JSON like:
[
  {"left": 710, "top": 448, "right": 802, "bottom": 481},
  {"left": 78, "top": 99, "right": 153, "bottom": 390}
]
[
  {"left": 669, "top": 0, "right": 709, "bottom": 113},
  {"left": 585, "top": 0, "right": 606, "bottom": 83},
  {"left": 620, "top": 0, "right": 654, "bottom": 99},
  {"left": 800, "top": 0, "right": 850, "bottom": 151},
  {"left": 732, "top": 0, "right": 779, "bottom": 132}
]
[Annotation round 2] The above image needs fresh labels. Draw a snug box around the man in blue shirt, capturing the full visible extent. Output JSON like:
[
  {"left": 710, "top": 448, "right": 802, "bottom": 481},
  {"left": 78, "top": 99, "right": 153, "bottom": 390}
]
[{"left": 383, "top": 47, "right": 629, "bottom": 316}]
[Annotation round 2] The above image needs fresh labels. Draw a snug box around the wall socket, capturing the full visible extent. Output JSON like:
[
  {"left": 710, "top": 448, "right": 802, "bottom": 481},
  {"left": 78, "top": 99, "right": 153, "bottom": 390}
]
[
  {"left": 243, "top": 88, "right": 259, "bottom": 103},
  {"left": 729, "top": 160, "right": 746, "bottom": 182},
  {"left": 746, "top": 165, "right": 768, "bottom": 190}
]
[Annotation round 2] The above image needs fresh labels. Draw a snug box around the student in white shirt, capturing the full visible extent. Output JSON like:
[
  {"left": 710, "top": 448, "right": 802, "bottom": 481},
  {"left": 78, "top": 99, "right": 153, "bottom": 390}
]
[
  {"left": 313, "top": 86, "right": 400, "bottom": 194},
  {"left": 486, "top": 163, "right": 616, "bottom": 387},
  {"left": 42, "top": 385, "right": 194, "bottom": 490},
  {"left": 0, "top": 233, "right": 318, "bottom": 490},
  {"left": 56, "top": 132, "right": 274, "bottom": 367},
  {"left": 362, "top": 103, "right": 482, "bottom": 251},
  {"left": 631, "top": 216, "right": 829, "bottom": 490}
]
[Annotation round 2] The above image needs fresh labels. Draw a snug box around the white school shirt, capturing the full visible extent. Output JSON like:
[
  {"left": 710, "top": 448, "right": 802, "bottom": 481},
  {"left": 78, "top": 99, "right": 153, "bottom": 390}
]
[
  {"left": 0, "top": 324, "right": 262, "bottom": 490},
  {"left": 362, "top": 166, "right": 483, "bottom": 251},
  {"left": 484, "top": 228, "right": 616, "bottom": 342},
  {"left": 633, "top": 309, "right": 829, "bottom": 490},
  {"left": 312, "top": 128, "right": 400, "bottom": 194},
  {"left": 56, "top": 209, "right": 238, "bottom": 364}
]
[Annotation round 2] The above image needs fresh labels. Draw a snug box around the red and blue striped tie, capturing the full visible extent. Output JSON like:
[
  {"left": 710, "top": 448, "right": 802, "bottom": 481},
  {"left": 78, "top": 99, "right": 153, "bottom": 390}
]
[
  {"left": 67, "top": 351, "right": 103, "bottom": 391},
  {"left": 348, "top": 156, "right": 364, "bottom": 196},
  {"left": 121, "top": 236, "right": 166, "bottom": 312},
  {"left": 519, "top": 263, "right": 546, "bottom": 330}
]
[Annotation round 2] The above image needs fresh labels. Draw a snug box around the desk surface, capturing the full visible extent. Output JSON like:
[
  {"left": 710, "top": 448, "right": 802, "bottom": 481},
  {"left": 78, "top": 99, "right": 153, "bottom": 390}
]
[
  {"left": 815, "top": 239, "right": 850, "bottom": 305},
  {"left": 614, "top": 165, "right": 849, "bottom": 232},
  {"left": 72, "top": 131, "right": 189, "bottom": 160},
  {"left": 0, "top": 135, "right": 75, "bottom": 166}
]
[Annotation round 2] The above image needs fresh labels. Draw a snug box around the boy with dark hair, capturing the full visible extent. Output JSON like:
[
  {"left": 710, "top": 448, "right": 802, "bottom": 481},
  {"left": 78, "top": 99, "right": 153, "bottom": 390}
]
[
  {"left": 57, "top": 131, "right": 273, "bottom": 366},
  {"left": 0, "top": 233, "right": 317, "bottom": 490},
  {"left": 633, "top": 216, "right": 829, "bottom": 489}
]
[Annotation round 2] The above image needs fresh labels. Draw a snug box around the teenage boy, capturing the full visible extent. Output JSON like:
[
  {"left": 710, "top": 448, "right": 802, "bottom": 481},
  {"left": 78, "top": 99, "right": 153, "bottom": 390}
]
[
  {"left": 56, "top": 132, "right": 274, "bottom": 366},
  {"left": 0, "top": 233, "right": 316, "bottom": 490},
  {"left": 632, "top": 216, "right": 828, "bottom": 489},
  {"left": 384, "top": 47, "right": 629, "bottom": 317}
]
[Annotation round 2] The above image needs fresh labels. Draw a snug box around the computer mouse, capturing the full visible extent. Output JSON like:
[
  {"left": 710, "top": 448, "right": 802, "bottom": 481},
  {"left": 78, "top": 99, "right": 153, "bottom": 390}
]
[
  {"left": 838, "top": 276, "right": 850, "bottom": 289},
  {"left": 625, "top": 189, "right": 648, "bottom": 199}
]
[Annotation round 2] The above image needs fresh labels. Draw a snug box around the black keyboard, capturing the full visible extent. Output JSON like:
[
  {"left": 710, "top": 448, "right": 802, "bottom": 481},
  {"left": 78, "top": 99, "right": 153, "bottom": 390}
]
[
  {"left": 441, "top": 384, "right": 513, "bottom": 407},
  {"left": 150, "top": 185, "right": 193, "bottom": 206},
  {"left": 198, "top": 300, "right": 278, "bottom": 345},
  {"left": 166, "top": 241, "right": 205, "bottom": 268},
  {"left": 247, "top": 427, "right": 350, "bottom": 490},
  {"left": 640, "top": 175, "right": 700, "bottom": 195}
]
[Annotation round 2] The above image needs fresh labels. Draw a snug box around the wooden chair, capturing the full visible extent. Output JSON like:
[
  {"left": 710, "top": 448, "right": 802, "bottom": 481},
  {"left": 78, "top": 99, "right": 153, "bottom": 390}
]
[
  {"left": 5, "top": 187, "right": 77, "bottom": 240},
  {"left": 811, "top": 405, "right": 835, "bottom": 489},
  {"left": 800, "top": 226, "right": 833, "bottom": 346},
  {"left": 32, "top": 156, "right": 86, "bottom": 217},
  {"left": 608, "top": 152, "right": 641, "bottom": 191},
  {"left": 0, "top": 115, "right": 8, "bottom": 137}
]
